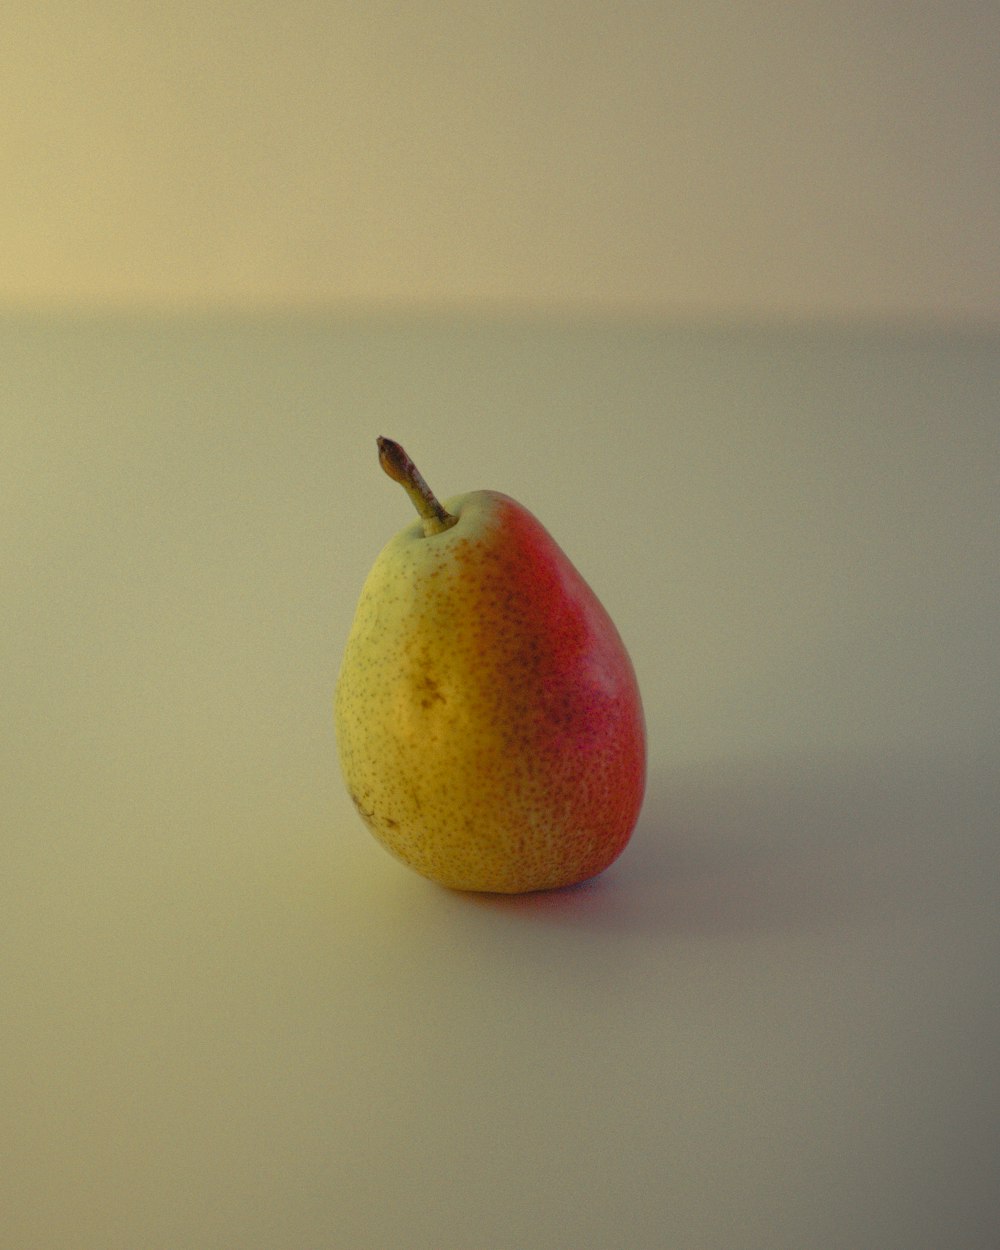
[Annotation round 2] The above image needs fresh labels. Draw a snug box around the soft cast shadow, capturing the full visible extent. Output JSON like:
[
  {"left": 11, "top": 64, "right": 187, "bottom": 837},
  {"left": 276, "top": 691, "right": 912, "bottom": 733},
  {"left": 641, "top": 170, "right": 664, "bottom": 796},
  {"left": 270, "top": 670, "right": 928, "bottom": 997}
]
[{"left": 462, "top": 746, "right": 994, "bottom": 940}]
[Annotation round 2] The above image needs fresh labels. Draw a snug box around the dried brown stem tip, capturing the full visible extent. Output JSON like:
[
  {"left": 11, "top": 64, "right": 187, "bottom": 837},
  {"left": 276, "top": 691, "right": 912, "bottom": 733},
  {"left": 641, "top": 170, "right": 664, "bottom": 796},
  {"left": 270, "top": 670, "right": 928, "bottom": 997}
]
[{"left": 376, "top": 437, "right": 457, "bottom": 537}]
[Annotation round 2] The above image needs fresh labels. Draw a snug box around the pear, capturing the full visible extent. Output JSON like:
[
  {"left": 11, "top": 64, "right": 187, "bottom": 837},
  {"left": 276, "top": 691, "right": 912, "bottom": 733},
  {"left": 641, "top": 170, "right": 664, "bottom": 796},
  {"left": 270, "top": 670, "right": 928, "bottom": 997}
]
[{"left": 334, "top": 438, "right": 646, "bottom": 893}]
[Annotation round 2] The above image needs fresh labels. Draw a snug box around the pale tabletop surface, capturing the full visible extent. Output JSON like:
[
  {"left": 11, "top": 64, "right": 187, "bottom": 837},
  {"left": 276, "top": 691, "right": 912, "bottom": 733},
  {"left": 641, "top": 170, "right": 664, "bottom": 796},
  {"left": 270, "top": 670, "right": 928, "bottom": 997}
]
[{"left": 4, "top": 313, "right": 998, "bottom": 1250}]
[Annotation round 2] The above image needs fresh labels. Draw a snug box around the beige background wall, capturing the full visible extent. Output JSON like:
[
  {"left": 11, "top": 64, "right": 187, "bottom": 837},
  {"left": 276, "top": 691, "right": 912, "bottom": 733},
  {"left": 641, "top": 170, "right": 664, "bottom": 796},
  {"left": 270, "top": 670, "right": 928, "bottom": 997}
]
[{"left": 3, "top": 1, "right": 998, "bottom": 321}]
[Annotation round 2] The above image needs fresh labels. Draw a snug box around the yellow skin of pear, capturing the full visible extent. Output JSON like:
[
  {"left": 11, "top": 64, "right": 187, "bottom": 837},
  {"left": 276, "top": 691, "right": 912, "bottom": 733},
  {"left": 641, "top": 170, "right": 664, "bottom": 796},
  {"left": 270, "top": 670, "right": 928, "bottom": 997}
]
[{"left": 335, "top": 489, "right": 646, "bottom": 893}]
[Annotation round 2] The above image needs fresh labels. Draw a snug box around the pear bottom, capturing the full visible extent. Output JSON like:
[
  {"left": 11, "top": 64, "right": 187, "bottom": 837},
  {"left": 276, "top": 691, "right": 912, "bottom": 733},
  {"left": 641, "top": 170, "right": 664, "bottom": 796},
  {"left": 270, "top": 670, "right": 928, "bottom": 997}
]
[{"left": 339, "top": 743, "right": 645, "bottom": 894}]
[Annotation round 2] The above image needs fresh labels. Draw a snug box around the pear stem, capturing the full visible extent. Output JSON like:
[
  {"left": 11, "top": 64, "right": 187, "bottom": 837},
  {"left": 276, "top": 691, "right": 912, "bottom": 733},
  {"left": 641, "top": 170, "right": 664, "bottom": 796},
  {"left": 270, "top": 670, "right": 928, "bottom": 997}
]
[{"left": 377, "top": 437, "right": 458, "bottom": 537}]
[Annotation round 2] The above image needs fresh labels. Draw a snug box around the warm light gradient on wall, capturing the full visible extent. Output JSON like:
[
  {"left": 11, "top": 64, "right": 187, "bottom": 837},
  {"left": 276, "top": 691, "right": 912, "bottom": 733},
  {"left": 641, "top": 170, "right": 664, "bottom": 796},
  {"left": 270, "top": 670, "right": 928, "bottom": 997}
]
[{"left": 3, "top": 1, "right": 998, "bottom": 321}]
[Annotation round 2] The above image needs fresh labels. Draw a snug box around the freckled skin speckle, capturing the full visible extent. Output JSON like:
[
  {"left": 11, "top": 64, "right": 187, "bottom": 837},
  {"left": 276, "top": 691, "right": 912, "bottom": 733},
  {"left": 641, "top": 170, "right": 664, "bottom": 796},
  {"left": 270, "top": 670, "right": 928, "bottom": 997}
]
[{"left": 334, "top": 490, "right": 646, "bottom": 893}]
